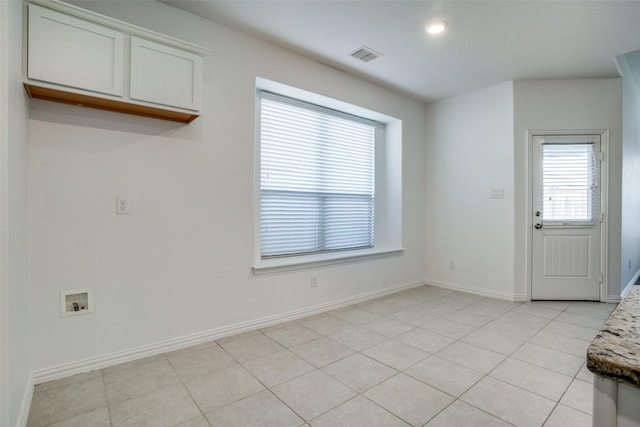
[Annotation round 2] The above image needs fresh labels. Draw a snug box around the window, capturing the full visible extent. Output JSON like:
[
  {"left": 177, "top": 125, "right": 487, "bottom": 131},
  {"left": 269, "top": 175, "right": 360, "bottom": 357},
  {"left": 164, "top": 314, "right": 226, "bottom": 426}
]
[
  {"left": 542, "top": 142, "right": 597, "bottom": 223},
  {"left": 259, "top": 92, "right": 377, "bottom": 259}
]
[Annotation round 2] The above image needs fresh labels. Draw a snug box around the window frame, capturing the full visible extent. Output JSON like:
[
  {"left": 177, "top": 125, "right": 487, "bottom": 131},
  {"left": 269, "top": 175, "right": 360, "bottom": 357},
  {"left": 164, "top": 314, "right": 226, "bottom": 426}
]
[{"left": 252, "top": 78, "right": 403, "bottom": 274}]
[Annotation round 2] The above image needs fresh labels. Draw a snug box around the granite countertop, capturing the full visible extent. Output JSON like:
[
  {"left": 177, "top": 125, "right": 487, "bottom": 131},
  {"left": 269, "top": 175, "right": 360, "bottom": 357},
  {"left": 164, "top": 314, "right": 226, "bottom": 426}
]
[{"left": 587, "top": 286, "right": 640, "bottom": 388}]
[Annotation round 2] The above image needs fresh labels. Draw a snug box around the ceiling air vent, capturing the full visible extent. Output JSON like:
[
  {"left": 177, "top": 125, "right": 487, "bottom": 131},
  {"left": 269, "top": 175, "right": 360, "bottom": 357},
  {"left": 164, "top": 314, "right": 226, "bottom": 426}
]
[{"left": 350, "top": 46, "right": 382, "bottom": 63}]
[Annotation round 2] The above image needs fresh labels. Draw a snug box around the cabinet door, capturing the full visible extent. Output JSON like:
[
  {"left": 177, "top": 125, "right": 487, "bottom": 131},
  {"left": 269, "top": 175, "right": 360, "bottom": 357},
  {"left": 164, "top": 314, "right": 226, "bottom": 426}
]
[
  {"left": 28, "top": 4, "right": 124, "bottom": 96},
  {"left": 130, "top": 37, "right": 202, "bottom": 111}
]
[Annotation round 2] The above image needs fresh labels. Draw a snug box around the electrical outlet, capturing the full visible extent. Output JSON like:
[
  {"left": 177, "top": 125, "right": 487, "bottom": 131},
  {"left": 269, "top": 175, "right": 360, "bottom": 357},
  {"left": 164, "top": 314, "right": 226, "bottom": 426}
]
[
  {"left": 449, "top": 261, "right": 456, "bottom": 270},
  {"left": 310, "top": 275, "right": 318, "bottom": 288},
  {"left": 116, "top": 196, "right": 129, "bottom": 215}
]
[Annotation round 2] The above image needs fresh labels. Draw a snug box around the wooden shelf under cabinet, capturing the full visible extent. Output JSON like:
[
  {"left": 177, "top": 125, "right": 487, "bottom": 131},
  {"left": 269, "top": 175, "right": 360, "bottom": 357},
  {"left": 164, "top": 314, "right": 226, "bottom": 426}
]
[{"left": 24, "top": 84, "right": 199, "bottom": 124}]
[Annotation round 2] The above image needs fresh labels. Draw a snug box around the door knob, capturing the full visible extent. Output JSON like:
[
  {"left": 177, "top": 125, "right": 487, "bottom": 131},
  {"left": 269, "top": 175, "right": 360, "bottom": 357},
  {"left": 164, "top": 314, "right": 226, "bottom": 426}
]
[{"left": 535, "top": 223, "right": 543, "bottom": 230}]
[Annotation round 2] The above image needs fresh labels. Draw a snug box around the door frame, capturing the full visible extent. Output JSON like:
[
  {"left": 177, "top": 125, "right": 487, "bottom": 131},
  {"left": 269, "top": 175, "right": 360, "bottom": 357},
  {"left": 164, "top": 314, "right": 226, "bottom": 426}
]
[{"left": 525, "top": 129, "right": 609, "bottom": 302}]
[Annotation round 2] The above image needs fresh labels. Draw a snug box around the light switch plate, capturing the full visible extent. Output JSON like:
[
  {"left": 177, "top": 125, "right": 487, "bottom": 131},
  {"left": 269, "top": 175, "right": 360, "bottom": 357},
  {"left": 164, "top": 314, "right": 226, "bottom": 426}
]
[{"left": 489, "top": 188, "right": 505, "bottom": 198}]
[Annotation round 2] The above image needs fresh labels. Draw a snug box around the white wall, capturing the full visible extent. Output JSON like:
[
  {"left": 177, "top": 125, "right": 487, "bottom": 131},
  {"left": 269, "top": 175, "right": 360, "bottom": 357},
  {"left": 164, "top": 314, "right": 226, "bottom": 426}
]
[
  {"left": 513, "top": 79, "right": 623, "bottom": 301},
  {"left": 1, "top": 0, "right": 32, "bottom": 425},
  {"left": 425, "top": 79, "right": 623, "bottom": 302},
  {"left": 424, "top": 82, "right": 516, "bottom": 299},
  {"left": 616, "top": 50, "right": 640, "bottom": 295},
  {"left": 28, "top": 1, "right": 427, "bottom": 376}
]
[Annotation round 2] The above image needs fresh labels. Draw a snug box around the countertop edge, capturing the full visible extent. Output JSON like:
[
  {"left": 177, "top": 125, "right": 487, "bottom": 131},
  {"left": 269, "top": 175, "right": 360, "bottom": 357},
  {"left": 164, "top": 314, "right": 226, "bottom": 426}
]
[{"left": 587, "top": 286, "right": 640, "bottom": 388}]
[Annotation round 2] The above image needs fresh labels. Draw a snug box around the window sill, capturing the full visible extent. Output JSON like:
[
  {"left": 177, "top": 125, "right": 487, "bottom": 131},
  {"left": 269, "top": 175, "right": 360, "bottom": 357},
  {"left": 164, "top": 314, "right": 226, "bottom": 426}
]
[{"left": 252, "top": 247, "right": 405, "bottom": 275}]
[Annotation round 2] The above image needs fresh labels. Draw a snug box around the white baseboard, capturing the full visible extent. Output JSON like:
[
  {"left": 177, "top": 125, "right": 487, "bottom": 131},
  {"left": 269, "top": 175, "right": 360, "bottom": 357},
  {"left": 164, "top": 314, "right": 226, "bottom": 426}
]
[
  {"left": 16, "top": 374, "right": 33, "bottom": 427},
  {"left": 616, "top": 269, "right": 640, "bottom": 303},
  {"left": 32, "top": 279, "right": 426, "bottom": 385},
  {"left": 606, "top": 295, "right": 622, "bottom": 304},
  {"left": 425, "top": 278, "right": 524, "bottom": 302}
]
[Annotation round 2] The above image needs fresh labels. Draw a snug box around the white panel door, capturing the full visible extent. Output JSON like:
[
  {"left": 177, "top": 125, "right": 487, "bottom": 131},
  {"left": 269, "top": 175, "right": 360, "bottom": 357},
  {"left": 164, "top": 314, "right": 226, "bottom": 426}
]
[
  {"left": 531, "top": 134, "right": 602, "bottom": 300},
  {"left": 28, "top": 4, "right": 124, "bottom": 96},
  {"left": 130, "top": 37, "right": 202, "bottom": 111}
]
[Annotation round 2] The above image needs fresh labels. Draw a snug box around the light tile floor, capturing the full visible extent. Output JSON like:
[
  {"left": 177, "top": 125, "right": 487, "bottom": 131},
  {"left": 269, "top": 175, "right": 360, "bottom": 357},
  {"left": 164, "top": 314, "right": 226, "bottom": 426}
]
[{"left": 27, "top": 285, "right": 617, "bottom": 427}]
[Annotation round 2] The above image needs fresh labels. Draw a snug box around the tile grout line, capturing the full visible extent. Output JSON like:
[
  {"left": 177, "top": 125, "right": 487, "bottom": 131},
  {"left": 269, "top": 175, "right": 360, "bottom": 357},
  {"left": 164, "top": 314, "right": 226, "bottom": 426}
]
[
  {"left": 100, "top": 369, "right": 114, "bottom": 427},
  {"left": 162, "top": 351, "right": 213, "bottom": 427}
]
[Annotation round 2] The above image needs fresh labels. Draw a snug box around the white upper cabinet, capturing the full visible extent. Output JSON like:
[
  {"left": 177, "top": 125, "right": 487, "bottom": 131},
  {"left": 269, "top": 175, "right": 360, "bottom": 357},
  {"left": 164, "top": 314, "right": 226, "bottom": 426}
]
[
  {"left": 24, "top": 0, "right": 209, "bottom": 123},
  {"left": 130, "top": 37, "right": 202, "bottom": 111},
  {"left": 28, "top": 3, "right": 125, "bottom": 97}
]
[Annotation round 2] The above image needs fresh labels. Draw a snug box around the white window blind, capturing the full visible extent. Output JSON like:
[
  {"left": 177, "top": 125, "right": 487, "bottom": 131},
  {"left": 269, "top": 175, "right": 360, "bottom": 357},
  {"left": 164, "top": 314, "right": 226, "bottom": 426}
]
[
  {"left": 259, "top": 92, "right": 376, "bottom": 259},
  {"left": 542, "top": 143, "right": 596, "bottom": 223}
]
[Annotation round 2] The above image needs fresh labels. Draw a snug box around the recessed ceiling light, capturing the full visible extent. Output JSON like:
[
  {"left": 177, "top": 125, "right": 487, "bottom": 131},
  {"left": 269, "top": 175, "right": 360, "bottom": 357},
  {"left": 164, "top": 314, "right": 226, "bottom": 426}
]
[{"left": 426, "top": 21, "right": 448, "bottom": 35}]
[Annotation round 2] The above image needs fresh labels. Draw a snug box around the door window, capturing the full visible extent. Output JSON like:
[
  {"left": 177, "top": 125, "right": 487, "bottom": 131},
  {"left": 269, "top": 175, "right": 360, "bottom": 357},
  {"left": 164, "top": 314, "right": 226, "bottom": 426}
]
[{"left": 541, "top": 143, "right": 597, "bottom": 225}]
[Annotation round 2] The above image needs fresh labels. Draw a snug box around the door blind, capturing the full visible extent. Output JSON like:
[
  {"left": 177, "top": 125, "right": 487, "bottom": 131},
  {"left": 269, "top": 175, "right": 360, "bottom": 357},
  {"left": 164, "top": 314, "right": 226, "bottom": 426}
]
[
  {"left": 542, "top": 143, "right": 596, "bottom": 223},
  {"left": 259, "top": 92, "right": 375, "bottom": 258}
]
